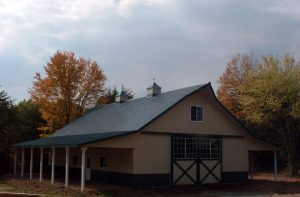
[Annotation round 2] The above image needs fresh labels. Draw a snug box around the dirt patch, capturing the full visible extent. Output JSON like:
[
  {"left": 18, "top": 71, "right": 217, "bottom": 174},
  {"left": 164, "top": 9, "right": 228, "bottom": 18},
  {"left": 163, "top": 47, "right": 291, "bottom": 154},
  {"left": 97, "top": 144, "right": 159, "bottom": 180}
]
[
  {"left": 1, "top": 174, "right": 300, "bottom": 197},
  {"left": 0, "top": 192, "right": 41, "bottom": 197}
]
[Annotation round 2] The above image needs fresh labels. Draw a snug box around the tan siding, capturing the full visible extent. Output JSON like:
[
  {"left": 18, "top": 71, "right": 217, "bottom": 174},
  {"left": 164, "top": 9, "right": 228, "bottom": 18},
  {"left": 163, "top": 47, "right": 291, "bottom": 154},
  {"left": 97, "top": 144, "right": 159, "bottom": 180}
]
[
  {"left": 142, "top": 85, "right": 250, "bottom": 137},
  {"left": 88, "top": 148, "right": 133, "bottom": 173},
  {"left": 223, "top": 138, "right": 249, "bottom": 172},
  {"left": 223, "top": 136, "right": 275, "bottom": 172},
  {"left": 51, "top": 147, "right": 133, "bottom": 173},
  {"left": 86, "top": 132, "right": 171, "bottom": 174},
  {"left": 132, "top": 134, "right": 170, "bottom": 174}
]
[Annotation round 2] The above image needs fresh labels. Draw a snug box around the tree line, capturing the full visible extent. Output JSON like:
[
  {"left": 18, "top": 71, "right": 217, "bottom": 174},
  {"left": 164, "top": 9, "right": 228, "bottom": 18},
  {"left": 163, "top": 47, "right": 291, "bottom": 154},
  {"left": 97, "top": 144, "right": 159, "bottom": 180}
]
[
  {"left": 1, "top": 51, "right": 300, "bottom": 177},
  {"left": 218, "top": 53, "right": 300, "bottom": 176},
  {"left": 0, "top": 51, "right": 133, "bottom": 173}
]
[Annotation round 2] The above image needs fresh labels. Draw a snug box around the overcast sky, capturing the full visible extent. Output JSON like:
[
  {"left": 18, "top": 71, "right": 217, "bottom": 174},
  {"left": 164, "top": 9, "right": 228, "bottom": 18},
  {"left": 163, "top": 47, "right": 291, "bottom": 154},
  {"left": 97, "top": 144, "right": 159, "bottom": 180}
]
[{"left": 1, "top": 0, "right": 300, "bottom": 101}]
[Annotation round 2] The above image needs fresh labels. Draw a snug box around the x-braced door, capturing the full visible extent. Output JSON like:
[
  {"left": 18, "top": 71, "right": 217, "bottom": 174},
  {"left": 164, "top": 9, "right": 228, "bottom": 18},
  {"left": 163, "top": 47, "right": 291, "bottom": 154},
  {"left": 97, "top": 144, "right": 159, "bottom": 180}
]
[{"left": 171, "top": 135, "right": 222, "bottom": 185}]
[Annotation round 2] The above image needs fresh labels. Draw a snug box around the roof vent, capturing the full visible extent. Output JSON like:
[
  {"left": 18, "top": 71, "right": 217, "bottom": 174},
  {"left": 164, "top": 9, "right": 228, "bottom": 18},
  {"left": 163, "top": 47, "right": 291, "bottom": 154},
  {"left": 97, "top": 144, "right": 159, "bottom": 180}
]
[
  {"left": 147, "top": 82, "right": 161, "bottom": 96},
  {"left": 115, "top": 91, "right": 128, "bottom": 103}
]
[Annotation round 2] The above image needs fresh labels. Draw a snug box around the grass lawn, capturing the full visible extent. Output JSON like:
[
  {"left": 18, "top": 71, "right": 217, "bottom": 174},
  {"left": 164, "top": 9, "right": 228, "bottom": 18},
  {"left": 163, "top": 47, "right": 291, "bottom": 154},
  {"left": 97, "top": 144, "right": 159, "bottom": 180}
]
[{"left": 1, "top": 174, "right": 300, "bottom": 197}]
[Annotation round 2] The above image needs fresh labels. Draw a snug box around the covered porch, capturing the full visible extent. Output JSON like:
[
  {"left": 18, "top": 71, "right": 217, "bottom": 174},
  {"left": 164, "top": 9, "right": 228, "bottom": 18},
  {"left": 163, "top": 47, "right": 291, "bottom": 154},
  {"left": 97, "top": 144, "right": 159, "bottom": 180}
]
[{"left": 12, "top": 131, "right": 133, "bottom": 192}]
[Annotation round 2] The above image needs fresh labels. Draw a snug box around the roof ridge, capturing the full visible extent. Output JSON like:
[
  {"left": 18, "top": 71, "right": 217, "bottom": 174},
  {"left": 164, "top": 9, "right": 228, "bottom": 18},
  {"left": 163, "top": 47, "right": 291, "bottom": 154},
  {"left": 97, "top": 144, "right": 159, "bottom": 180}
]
[{"left": 93, "top": 83, "right": 208, "bottom": 109}]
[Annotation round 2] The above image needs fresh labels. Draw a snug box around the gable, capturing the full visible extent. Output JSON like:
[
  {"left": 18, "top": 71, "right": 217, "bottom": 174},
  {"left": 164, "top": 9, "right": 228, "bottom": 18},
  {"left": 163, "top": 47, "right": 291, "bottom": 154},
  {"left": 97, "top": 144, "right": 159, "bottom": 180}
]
[
  {"left": 52, "top": 84, "right": 206, "bottom": 137},
  {"left": 141, "top": 85, "right": 250, "bottom": 137}
]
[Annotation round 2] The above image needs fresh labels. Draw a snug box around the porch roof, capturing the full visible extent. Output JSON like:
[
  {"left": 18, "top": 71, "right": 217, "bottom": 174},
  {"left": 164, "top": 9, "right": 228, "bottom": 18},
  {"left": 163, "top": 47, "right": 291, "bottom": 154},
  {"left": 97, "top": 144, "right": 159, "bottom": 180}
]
[{"left": 12, "top": 131, "right": 130, "bottom": 147}]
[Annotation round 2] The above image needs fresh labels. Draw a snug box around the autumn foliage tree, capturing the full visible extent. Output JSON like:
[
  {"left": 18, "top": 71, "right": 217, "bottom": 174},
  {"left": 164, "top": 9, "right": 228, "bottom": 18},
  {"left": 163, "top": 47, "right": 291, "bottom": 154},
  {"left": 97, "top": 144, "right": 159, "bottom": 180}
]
[
  {"left": 239, "top": 54, "right": 300, "bottom": 176},
  {"left": 217, "top": 53, "right": 255, "bottom": 120},
  {"left": 218, "top": 53, "right": 300, "bottom": 176},
  {"left": 31, "top": 51, "right": 106, "bottom": 136}
]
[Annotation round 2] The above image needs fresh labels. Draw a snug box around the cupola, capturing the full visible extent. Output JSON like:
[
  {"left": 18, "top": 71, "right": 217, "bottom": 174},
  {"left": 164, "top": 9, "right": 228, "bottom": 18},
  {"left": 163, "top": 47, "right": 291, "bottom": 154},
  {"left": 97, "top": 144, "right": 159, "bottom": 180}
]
[
  {"left": 115, "top": 90, "right": 128, "bottom": 103},
  {"left": 147, "top": 82, "right": 161, "bottom": 96}
]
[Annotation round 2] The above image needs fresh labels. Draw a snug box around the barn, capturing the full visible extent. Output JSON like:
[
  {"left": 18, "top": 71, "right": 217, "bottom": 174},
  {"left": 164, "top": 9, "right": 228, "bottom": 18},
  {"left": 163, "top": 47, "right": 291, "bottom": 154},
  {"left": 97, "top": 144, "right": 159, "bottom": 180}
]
[{"left": 13, "top": 82, "right": 278, "bottom": 191}]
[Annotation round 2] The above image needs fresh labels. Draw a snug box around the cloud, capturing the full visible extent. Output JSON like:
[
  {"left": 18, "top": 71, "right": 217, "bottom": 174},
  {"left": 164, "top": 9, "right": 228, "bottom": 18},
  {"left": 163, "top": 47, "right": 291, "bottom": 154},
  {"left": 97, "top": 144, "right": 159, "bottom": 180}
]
[
  {"left": 0, "top": 0, "right": 300, "bottom": 101},
  {"left": 263, "top": 0, "right": 300, "bottom": 21}
]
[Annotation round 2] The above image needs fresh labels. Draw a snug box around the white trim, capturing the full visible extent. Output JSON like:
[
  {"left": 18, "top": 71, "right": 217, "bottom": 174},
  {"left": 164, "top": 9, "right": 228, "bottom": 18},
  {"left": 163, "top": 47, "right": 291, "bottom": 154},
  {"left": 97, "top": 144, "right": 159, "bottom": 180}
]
[
  {"left": 274, "top": 151, "right": 277, "bottom": 181},
  {"left": 13, "top": 149, "right": 17, "bottom": 176},
  {"left": 81, "top": 147, "right": 88, "bottom": 192},
  {"left": 51, "top": 147, "right": 55, "bottom": 184},
  {"left": 65, "top": 147, "right": 70, "bottom": 188},
  {"left": 39, "top": 147, "right": 43, "bottom": 182},
  {"left": 30, "top": 147, "right": 33, "bottom": 180},
  {"left": 21, "top": 148, "right": 25, "bottom": 178}
]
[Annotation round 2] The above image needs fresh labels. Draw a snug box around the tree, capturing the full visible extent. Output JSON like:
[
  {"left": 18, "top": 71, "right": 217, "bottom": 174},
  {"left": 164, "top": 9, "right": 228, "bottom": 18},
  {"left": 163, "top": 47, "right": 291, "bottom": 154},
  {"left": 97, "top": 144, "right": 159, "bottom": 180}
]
[
  {"left": 16, "top": 100, "right": 45, "bottom": 141},
  {"left": 239, "top": 54, "right": 300, "bottom": 176},
  {"left": 96, "top": 85, "right": 134, "bottom": 106},
  {"left": 0, "top": 89, "right": 18, "bottom": 174},
  {"left": 31, "top": 51, "right": 106, "bottom": 136},
  {"left": 217, "top": 53, "right": 255, "bottom": 120}
]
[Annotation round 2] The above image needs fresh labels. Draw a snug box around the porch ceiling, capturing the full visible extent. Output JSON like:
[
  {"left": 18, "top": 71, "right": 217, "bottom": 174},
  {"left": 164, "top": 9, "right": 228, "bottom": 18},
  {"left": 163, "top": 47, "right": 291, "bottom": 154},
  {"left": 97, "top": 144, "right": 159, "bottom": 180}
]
[{"left": 12, "top": 131, "right": 131, "bottom": 148}]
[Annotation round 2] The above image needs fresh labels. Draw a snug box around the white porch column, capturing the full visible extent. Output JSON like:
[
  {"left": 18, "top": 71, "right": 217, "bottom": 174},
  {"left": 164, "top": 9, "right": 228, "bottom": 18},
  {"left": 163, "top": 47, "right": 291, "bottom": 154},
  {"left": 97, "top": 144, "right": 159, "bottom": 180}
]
[
  {"left": 51, "top": 147, "right": 55, "bottom": 184},
  {"left": 30, "top": 147, "right": 33, "bottom": 180},
  {"left": 65, "top": 147, "right": 70, "bottom": 188},
  {"left": 274, "top": 150, "right": 277, "bottom": 181},
  {"left": 250, "top": 152, "right": 254, "bottom": 180},
  {"left": 13, "top": 149, "right": 17, "bottom": 176},
  {"left": 81, "top": 147, "right": 88, "bottom": 192},
  {"left": 39, "top": 147, "right": 43, "bottom": 182},
  {"left": 21, "top": 148, "right": 25, "bottom": 178}
]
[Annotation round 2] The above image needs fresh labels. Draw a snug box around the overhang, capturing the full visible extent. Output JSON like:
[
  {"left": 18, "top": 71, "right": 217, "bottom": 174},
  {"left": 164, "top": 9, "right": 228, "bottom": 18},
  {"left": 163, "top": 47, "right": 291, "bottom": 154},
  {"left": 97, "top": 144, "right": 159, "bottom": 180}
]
[{"left": 12, "top": 131, "right": 131, "bottom": 148}]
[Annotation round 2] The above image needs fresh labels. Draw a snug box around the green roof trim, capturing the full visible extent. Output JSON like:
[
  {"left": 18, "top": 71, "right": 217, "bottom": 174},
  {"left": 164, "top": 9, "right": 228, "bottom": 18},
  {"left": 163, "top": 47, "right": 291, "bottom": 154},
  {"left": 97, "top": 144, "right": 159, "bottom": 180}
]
[{"left": 12, "top": 131, "right": 131, "bottom": 147}]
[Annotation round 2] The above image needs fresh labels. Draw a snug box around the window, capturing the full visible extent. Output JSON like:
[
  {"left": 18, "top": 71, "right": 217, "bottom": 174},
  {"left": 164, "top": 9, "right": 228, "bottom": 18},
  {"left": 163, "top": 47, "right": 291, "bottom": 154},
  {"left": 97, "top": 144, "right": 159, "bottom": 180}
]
[
  {"left": 199, "top": 137, "right": 221, "bottom": 159},
  {"left": 173, "top": 137, "right": 197, "bottom": 159},
  {"left": 191, "top": 106, "right": 203, "bottom": 121},
  {"left": 73, "top": 156, "right": 79, "bottom": 165},
  {"left": 100, "top": 157, "right": 107, "bottom": 167}
]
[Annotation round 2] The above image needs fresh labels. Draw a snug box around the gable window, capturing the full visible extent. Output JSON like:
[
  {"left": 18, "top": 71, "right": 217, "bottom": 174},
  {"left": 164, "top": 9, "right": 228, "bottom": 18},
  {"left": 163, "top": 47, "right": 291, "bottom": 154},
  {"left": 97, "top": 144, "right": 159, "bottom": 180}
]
[
  {"left": 73, "top": 156, "right": 79, "bottom": 165},
  {"left": 191, "top": 106, "right": 203, "bottom": 121},
  {"left": 100, "top": 157, "right": 107, "bottom": 167},
  {"left": 173, "top": 137, "right": 197, "bottom": 159}
]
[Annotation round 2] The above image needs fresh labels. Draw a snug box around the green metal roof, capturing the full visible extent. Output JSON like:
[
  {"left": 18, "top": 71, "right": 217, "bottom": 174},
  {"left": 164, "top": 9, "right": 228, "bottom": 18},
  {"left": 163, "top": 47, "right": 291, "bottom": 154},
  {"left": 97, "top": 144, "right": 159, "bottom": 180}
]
[
  {"left": 53, "top": 83, "right": 208, "bottom": 137},
  {"left": 12, "top": 83, "right": 209, "bottom": 147},
  {"left": 12, "top": 131, "right": 130, "bottom": 147}
]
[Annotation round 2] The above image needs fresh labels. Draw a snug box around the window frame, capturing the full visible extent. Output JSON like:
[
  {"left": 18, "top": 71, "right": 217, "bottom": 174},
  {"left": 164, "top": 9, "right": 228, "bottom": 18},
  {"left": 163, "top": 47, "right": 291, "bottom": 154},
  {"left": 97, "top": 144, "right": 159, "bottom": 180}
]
[
  {"left": 199, "top": 137, "right": 222, "bottom": 160},
  {"left": 190, "top": 105, "right": 204, "bottom": 122},
  {"left": 173, "top": 137, "right": 197, "bottom": 160},
  {"left": 100, "top": 156, "right": 107, "bottom": 168}
]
